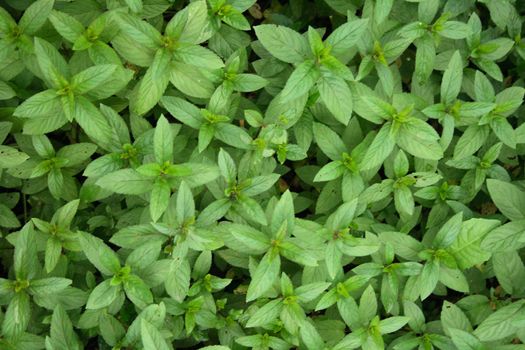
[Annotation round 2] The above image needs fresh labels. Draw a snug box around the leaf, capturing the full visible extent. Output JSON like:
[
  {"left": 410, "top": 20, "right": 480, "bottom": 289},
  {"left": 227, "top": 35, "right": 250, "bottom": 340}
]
[
  {"left": 362, "top": 123, "right": 396, "bottom": 170},
  {"left": 493, "top": 251, "right": 525, "bottom": 295},
  {"left": 254, "top": 24, "right": 310, "bottom": 64},
  {"left": 314, "top": 161, "right": 345, "bottom": 182},
  {"left": 18, "top": 0, "right": 55, "bottom": 35},
  {"left": 433, "top": 212, "right": 463, "bottom": 248},
  {"left": 481, "top": 220, "right": 525, "bottom": 252},
  {"left": 132, "top": 49, "right": 171, "bottom": 116},
  {"left": 228, "top": 223, "right": 271, "bottom": 254},
  {"left": 281, "top": 60, "right": 319, "bottom": 102},
  {"left": 325, "top": 19, "right": 368, "bottom": 59},
  {"left": 124, "top": 275, "right": 153, "bottom": 308},
  {"left": 153, "top": 115, "right": 174, "bottom": 164},
  {"left": 86, "top": 280, "right": 120, "bottom": 309},
  {"left": 439, "top": 21, "right": 471, "bottom": 39},
  {"left": 379, "top": 316, "right": 409, "bottom": 334},
  {"left": 0, "top": 146, "right": 29, "bottom": 169},
  {"left": 74, "top": 97, "right": 113, "bottom": 149},
  {"left": 2, "top": 292, "right": 30, "bottom": 338},
  {"left": 124, "top": 0, "right": 143, "bottom": 13},
  {"left": 48, "top": 10, "right": 84, "bottom": 43},
  {"left": 169, "top": 62, "right": 214, "bottom": 98},
  {"left": 141, "top": 319, "right": 170, "bottom": 350},
  {"left": 149, "top": 179, "right": 171, "bottom": 222},
  {"left": 313, "top": 122, "right": 347, "bottom": 160},
  {"left": 453, "top": 125, "right": 490, "bottom": 159},
  {"left": 246, "top": 252, "right": 280, "bottom": 301},
  {"left": 165, "top": 259, "right": 191, "bottom": 303},
  {"left": 396, "top": 118, "right": 443, "bottom": 160},
  {"left": 419, "top": 259, "right": 440, "bottom": 300},
  {"left": 78, "top": 231, "right": 121, "bottom": 276},
  {"left": 441, "top": 51, "right": 463, "bottom": 105},
  {"left": 49, "top": 305, "right": 82, "bottom": 350},
  {"left": 473, "top": 301, "right": 524, "bottom": 341},
  {"left": 270, "top": 190, "right": 295, "bottom": 235},
  {"left": 71, "top": 64, "right": 117, "bottom": 95},
  {"left": 414, "top": 34, "right": 435, "bottom": 84},
  {"left": 0, "top": 204, "right": 20, "bottom": 228},
  {"left": 13, "top": 90, "right": 61, "bottom": 119},
  {"left": 34, "top": 38, "right": 70, "bottom": 88},
  {"left": 448, "top": 218, "right": 500, "bottom": 269},
  {"left": 97, "top": 169, "right": 153, "bottom": 195},
  {"left": 318, "top": 72, "right": 353, "bottom": 125},
  {"left": 486, "top": 179, "right": 525, "bottom": 221},
  {"left": 246, "top": 299, "right": 283, "bottom": 327},
  {"left": 448, "top": 328, "right": 483, "bottom": 350},
  {"left": 28, "top": 277, "right": 72, "bottom": 296}
]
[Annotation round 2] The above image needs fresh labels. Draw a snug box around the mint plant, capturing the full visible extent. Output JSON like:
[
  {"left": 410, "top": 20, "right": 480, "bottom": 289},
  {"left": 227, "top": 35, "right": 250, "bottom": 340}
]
[{"left": 1, "top": 0, "right": 525, "bottom": 349}]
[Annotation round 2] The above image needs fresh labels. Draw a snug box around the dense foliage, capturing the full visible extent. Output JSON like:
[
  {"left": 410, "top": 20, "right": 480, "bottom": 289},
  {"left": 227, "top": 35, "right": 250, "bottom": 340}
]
[{"left": 1, "top": 0, "right": 525, "bottom": 349}]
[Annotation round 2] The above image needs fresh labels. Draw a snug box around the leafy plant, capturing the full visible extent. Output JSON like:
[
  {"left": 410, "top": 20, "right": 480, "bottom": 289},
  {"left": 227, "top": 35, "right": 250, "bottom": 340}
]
[{"left": 1, "top": 0, "right": 525, "bottom": 349}]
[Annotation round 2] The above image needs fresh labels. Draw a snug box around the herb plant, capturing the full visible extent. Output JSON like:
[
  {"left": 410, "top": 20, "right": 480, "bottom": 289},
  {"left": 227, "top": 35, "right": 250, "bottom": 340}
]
[{"left": 1, "top": 0, "right": 525, "bottom": 349}]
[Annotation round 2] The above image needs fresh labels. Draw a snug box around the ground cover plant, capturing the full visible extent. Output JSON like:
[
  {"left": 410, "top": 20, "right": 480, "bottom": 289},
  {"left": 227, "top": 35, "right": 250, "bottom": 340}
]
[{"left": 1, "top": 0, "right": 525, "bottom": 349}]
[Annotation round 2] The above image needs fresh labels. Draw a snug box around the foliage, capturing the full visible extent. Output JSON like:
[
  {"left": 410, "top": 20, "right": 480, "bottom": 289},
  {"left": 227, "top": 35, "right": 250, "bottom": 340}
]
[{"left": 1, "top": 0, "right": 525, "bottom": 349}]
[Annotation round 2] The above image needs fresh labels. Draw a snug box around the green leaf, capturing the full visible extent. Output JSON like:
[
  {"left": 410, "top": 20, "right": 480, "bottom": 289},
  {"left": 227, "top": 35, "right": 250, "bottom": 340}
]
[
  {"left": 228, "top": 223, "right": 271, "bottom": 254},
  {"left": 165, "top": 259, "right": 190, "bottom": 303},
  {"left": 246, "top": 299, "right": 283, "bottom": 327},
  {"left": 71, "top": 64, "right": 117, "bottom": 95},
  {"left": 325, "top": 19, "right": 368, "bottom": 59},
  {"left": 453, "top": 125, "right": 490, "bottom": 159},
  {"left": 28, "top": 277, "right": 71, "bottom": 297},
  {"left": 493, "top": 251, "right": 525, "bottom": 295},
  {"left": 441, "top": 51, "right": 463, "bottom": 105},
  {"left": 0, "top": 204, "right": 20, "bottom": 228},
  {"left": 473, "top": 301, "right": 524, "bottom": 342},
  {"left": 34, "top": 38, "right": 70, "bottom": 88},
  {"left": 170, "top": 63, "right": 214, "bottom": 98},
  {"left": 49, "top": 10, "right": 84, "bottom": 43},
  {"left": 86, "top": 280, "right": 120, "bottom": 309},
  {"left": 439, "top": 21, "right": 471, "bottom": 39},
  {"left": 396, "top": 118, "right": 443, "bottom": 160},
  {"left": 97, "top": 169, "right": 153, "bottom": 195},
  {"left": 132, "top": 49, "right": 171, "bottom": 116},
  {"left": 231, "top": 74, "right": 268, "bottom": 92},
  {"left": 481, "top": 220, "right": 525, "bottom": 252},
  {"left": 149, "top": 179, "right": 171, "bottom": 222},
  {"left": 318, "top": 71, "right": 353, "bottom": 125},
  {"left": 124, "top": 275, "right": 153, "bottom": 308},
  {"left": 13, "top": 89, "right": 61, "bottom": 119},
  {"left": 379, "top": 316, "right": 409, "bottom": 334},
  {"left": 419, "top": 259, "right": 440, "bottom": 300},
  {"left": 448, "top": 328, "right": 483, "bottom": 350},
  {"left": 313, "top": 123, "right": 347, "bottom": 160},
  {"left": 448, "top": 218, "right": 500, "bottom": 269},
  {"left": 141, "top": 319, "right": 170, "bottom": 350},
  {"left": 48, "top": 306, "right": 82, "bottom": 349},
  {"left": 0, "top": 146, "right": 29, "bottom": 169},
  {"left": 314, "top": 161, "right": 345, "bottom": 182},
  {"left": 79, "top": 231, "right": 121, "bottom": 275},
  {"left": 281, "top": 60, "right": 319, "bottom": 102},
  {"left": 2, "top": 292, "right": 30, "bottom": 338},
  {"left": 486, "top": 179, "right": 525, "bottom": 221},
  {"left": 362, "top": 123, "right": 396, "bottom": 170},
  {"left": 154, "top": 115, "right": 174, "bottom": 164},
  {"left": 433, "top": 212, "right": 463, "bottom": 248},
  {"left": 18, "top": 0, "right": 54, "bottom": 35},
  {"left": 254, "top": 24, "right": 310, "bottom": 64},
  {"left": 124, "top": 0, "right": 143, "bottom": 13},
  {"left": 74, "top": 97, "right": 113, "bottom": 148},
  {"left": 246, "top": 252, "right": 280, "bottom": 301},
  {"left": 414, "top": 34, "right": 435, "bottom": 84}
]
